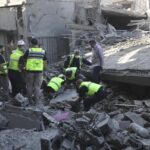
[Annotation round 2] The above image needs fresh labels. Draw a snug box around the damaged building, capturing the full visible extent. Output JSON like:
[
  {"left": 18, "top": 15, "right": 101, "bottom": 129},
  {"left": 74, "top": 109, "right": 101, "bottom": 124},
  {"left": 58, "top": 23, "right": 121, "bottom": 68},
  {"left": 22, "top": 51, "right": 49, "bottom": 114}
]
[{"left": 0, "top": 0, "right": 150, "bottom": 150}]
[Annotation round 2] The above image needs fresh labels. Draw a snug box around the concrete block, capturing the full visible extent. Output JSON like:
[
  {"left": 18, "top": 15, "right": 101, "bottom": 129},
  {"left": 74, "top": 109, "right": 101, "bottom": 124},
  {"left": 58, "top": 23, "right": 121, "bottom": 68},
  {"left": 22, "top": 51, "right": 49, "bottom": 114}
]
[
  {"left": 50, "top": 89, "right": 79, "bottom": 104},
  {"left": 129, "top": 123, "right": 150, "bottom": 138},
  {"left": 40, "top": 128, "right": 61, "bottom": 150},
  {"left": 119, "top": 121, "right": 131, "bottom": 130},
  {"left": 107, "top": 132, "right": 123, "bottom": 149},
  {"left": 125, "top": 112, "right": 146, "bottom": 126},
  {"left": 43, "top": 112, "right": 58, "bottom": 125},
  {"left": 94, "top": 113, "right": 113, "bottom": 135},
  {"left": 0, "top": 104, "right": 42, "bottom": 130},
  {"left": 142, "top": 113, "right": 150, "bottom": 122},
  {"left": 14, "top": 93, "right": 29, "bottom": 107}
]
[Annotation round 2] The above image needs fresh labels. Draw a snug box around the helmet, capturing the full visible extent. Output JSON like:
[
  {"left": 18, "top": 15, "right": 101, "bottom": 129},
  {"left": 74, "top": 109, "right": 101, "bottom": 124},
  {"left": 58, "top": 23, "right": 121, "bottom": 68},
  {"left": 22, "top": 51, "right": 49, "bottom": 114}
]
[
  {"left": 58, "top": 74, "right": 66, "bottom": 80},
  {"left": 17, "top": 40, "right": 25, "bottom": 46},
  {"left": 74, "top": 49, "right": 80, "bottom": 55}
]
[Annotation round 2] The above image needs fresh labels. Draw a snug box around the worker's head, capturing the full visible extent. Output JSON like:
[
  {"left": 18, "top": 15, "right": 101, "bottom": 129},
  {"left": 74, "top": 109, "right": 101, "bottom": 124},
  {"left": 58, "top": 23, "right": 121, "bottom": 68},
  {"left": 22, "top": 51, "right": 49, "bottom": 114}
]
[
  {"left": 0, "top": 45, "right": 5, "bottom": 54},
  {"left": 65, "top": 70, "right": 72, "bottom": 79},
  {"left": 74, "top": 49, "right": 80, "bottom": 56},
  {"left": 17, "top": 40, "right": 25, "bottom": 51},
  {"left": 58, "top": 74, "right": 66, "bottom": 80},
  {"left": 76, "top": 79, "right": 83, "bottom": 87},
  {"left": 89, "top": 40, "right": 96, "bottom": 48},
  {"left": 30, "top": 38, "right": 38, "bottom": 47}
]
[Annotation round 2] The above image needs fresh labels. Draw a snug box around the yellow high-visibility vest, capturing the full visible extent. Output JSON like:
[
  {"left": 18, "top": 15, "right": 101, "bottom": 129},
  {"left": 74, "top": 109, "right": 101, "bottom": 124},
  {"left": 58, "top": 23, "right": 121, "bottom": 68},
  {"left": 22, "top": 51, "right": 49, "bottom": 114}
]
[
  {"left": 8, "top": 49, "right": 24, "bottom": 71},
  {"left": 26, "top": 48, "right": 45, "bottom": 71},
  {"left": 47, "top": 77, "right": 64, "bottom": 92},
  {"left": 80, "top": 82, "right": 102, "bottom": 96}
]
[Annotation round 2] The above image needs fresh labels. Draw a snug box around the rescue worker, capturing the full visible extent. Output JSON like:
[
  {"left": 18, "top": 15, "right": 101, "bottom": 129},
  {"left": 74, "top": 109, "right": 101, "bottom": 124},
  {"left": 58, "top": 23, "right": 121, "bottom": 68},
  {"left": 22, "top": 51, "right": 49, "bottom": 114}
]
[
  {"left": 89, "top": 40, "right": 104, "bottom": 83},
  {"left": 44, "top": 74, "right": 65, "bottom": 98},
  {"left": 23, "top": 38, "right": 47, "bottom": 105},
  {"left": 0, "top": 45, "right": 9, "bottom": 96},
  {"left": 8, "top": 40, "right": 26, "bottom": 97},
  {"left": 76, "top": 79, "right": 108, "bottom": 111},
  {"left": 64, "top": 49, "right": 91, "bottom": 69},
  {"left": 65, "top": 67, "right": 85, "bottom": 83}
]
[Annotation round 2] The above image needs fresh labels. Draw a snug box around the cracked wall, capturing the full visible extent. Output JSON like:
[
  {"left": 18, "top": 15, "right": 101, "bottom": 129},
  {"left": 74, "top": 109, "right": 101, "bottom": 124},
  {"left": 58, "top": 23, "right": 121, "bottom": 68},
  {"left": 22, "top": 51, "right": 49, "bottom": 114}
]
[{"left": 24, "top": 0, "right": 76, "bottom": 38}]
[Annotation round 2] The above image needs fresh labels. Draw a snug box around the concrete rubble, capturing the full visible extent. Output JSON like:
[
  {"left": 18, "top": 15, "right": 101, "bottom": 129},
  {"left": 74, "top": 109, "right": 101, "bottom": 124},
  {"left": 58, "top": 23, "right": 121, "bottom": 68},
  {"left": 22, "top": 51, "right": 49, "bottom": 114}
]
[
  {"left": 0, "top": 83, "right": 149, "bottom": 149},
  {"left": 0, "top": 0, "right": 150, "bottom": 150}
]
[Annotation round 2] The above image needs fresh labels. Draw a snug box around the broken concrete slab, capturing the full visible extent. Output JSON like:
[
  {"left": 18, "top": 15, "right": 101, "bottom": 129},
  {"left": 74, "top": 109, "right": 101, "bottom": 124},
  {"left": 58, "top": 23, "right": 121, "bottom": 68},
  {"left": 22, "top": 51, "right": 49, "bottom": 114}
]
[
  {"left": 141, "top": 113, "right": 150, "bottom": 122},
  {"left": 129, "top": 123, "right": 150, "bottom": 138},
  {"left": 14, "top": 93, "right": 29, "bottom": 107},
  {"left": 40, "top": 128, "right": 61, "bottom": 150},
  {"left": 106, "top": 132, "right": 124, "bottom": 149},
  {"left": 134, "top": 100, "right": 143, "bottom": 106},
  {"left": 0, "top": 128, "right": 60, "bottom": 150},
  {"left": 43, "top": 112, "right": 59, "bottom": 126},
  {"left": 50, "top": 89, "right": 79, "bottom": 104},
  {"left": 0, "top": 104, "right": 42, "bottom": 130},
  {"left": 125, "top": 112, "right": 147, "bottom": 126},
  {"left": 134, "top": 108, "right": 144, "bottom": 114},
  {"left": 93, "top": 113, "right": 113, "bottom": 135},
  {"left": 138, "top": 139, "right": 150, "bottom": 148},
  {"left": 143, "top": 100, "right": 150, "bottom": 107},
  {"left": 119, "top": 121, "right": 131, "bottom": 130}
]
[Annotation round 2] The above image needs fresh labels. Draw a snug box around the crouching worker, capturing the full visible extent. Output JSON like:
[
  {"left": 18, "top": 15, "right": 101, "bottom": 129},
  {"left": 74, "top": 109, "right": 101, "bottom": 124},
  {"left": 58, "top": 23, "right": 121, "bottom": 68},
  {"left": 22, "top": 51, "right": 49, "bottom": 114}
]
[
  {"left": 42, "top": 74, "right": 66, "bottom": 99},
  {"left": 65, "top": 67, "right": 85, "bottom": 84},
  {"left": 76, "top": 79, "right": 108, "bottom": 111}
]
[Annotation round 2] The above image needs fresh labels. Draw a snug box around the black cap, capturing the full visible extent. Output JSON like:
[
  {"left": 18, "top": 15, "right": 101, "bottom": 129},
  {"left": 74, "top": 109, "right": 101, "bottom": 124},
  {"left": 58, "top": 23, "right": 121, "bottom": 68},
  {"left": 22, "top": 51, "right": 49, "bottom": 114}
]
[
  {"left": 31, "top": 38, "right": 38, "bottom": 45},
  {"left": 89, "top": 40, "right": 96, "bottom": 44}
]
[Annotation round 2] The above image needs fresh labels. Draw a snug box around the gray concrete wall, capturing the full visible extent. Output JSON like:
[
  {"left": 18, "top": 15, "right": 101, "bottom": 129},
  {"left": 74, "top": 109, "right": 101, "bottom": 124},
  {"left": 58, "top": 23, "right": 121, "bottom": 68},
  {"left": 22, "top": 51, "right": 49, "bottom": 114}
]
[
  {"left": 0, "top": 32, "right": 7, "bottom": 45},
  {"left": 24, "top": 0, "right": 76, "bottom": 38}
]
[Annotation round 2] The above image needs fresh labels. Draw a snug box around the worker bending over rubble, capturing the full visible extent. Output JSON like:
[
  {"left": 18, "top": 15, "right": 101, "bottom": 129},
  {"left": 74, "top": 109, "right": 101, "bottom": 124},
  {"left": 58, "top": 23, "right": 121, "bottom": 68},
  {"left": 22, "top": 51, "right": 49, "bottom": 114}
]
[
  {"left": 64, "top": 49, "right": 91, "bottom": 69},
  {"left": 42, "top": 74, "right": 66, "bottom": 98},
  {"left": 65, "top": 67, "right": 85, "bottom": 84},
  {"left": 76, "top": 79, "right": 108, "bottom": 111}
]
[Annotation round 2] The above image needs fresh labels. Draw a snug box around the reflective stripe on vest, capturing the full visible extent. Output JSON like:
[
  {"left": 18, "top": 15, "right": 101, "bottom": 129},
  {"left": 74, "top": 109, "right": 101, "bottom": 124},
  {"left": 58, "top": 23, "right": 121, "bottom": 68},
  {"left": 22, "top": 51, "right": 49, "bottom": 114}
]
[
  {"left": 80, "top": 82, "right": 102, "bottom": 96},
  {"left": 0, "top": 54, "right": 8, "bottom": 75},
  {"left": 26, "top": 48, "right": 45, "bottom": 71},
  {"left": 8, "top": 49, "right": 24, "bottom": 71},
  {"left": 65, "top": 67, "right": 77, "bottom": 80},
  {"left": 47, "top": 77, "right": 64, "bottom": 92},
  {"left": 68, "top": 54, "right": 82, "bottom": 68}
]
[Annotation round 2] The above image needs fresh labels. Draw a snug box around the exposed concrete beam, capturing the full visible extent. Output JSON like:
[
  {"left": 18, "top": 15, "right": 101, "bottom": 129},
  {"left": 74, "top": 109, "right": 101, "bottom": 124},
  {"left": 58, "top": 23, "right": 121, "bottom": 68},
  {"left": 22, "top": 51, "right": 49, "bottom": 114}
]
[
  {"left": 101, "top": 70, "right": 150, "bottom": 86},
  {"left": 101, "top": 7, "right": 147, "bottom": 19}
]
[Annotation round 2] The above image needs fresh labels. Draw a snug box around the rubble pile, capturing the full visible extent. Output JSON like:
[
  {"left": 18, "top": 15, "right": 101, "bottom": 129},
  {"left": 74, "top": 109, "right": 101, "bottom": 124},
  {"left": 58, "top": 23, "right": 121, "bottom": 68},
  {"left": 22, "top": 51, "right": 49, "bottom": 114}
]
[{"left": 0, "top": 85, "right": 150, "bottom": 150}]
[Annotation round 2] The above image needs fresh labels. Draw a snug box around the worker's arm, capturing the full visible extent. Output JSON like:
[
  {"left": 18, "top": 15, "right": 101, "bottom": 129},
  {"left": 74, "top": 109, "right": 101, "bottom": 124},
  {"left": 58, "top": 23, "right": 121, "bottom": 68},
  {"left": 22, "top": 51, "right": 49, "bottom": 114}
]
[
  {"left": 82, "top": 58, "right": 92, "bottom": 66},
  {"left": 43, "top": 51, "right": 48, "bottom": 70},
  {"left": 22, "top": 50, "right": 29, "bottom": 60}
]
